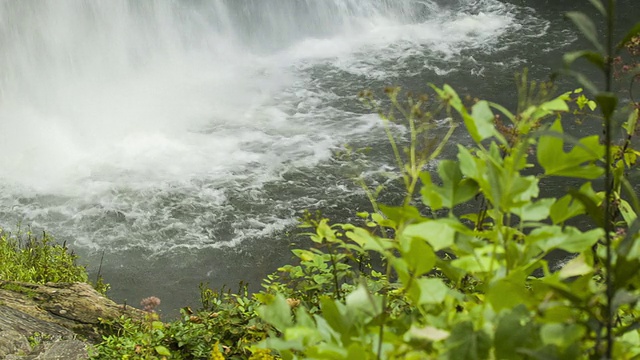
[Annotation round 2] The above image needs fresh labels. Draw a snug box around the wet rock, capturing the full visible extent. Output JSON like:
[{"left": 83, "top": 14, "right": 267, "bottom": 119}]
[{"left": 0, "top": 281, "right": 145, "bottom": 359}]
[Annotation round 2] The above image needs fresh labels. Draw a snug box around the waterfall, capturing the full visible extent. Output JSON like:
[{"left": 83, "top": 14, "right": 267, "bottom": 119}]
[{"left": 0, "top": 0, "right": 536, "bottom": 249}]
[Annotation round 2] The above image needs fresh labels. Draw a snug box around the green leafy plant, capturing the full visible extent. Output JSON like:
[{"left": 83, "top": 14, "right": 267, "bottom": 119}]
[
  {"left": 93, "top": 284, "right": 272, "bottom": 359},
  {"left": 254, "top": 2, "right": 640, "bottom": 359},
  {"left": 0, "top": 228, "right": 89, "bottom": 284}
]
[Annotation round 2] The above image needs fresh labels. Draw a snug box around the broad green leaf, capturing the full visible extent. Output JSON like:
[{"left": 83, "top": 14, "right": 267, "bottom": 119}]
[
  {"left": 614, "top": 254, "right": 640, "bottom": 289},
  {"left": 619, "top": 199, "right": 638, "bottom": 226},
  {"left": 420, "top": 160, "right": 479, "bottom": 210},
  {"left": 617, "top": 219, "right": 640, "bottom": 260},
  {"left": 563, "top": 50, "right": 605, "bottom": 70},
  {"left": 379, "top": 204, "right": 422, "bottom": 226},
  {"left": 558, "top": 254, "right": 593, "bottom": 279},
  {"left": 319, "top": 297, "right": 349, "bottom": 335},
  {"left": 458, "top": 145, "right": 480, "bottom": 180},
  {"left": 346, "top": 284, "right": 382, "bottom": 318},
  {"left": 617, "top": 21, "right": 640, "bottom": 50},
  {"left": 312, "top": 219, "right": 337, "bottom": 243},
  {"left": 529, "top": 226, "right": 602, "bottom": 253},
  {"left": 623, "top": 108, "right": 639, "bottom": 136},
  {"left": 155, "top": 346, "right": 171, "bottom": 356},
  {"left": 433, "top": 84, "right": 497, "bottom": 143},
  {"left": 540, "top": 96, "right": 570, "bottom": 112},
  {"left": 565, "top": 12, "right": 603, "bottom": 52},
  {"left": 537, "top": 119, "right": 604, "bottom": 179},
  {"left": 346, "top": 343, "right": 369, "bottom": 360},
  {"left": 515, "top": 198, "right": 555, "bottom": 222},
  {"left": 567, "top": 185, "right": 605, "bottom": 227},
  {"left": 400, "top": 236, "right": 436, "bottom": 277},
  {"left": 486, "top": 270, "right": 528, "bottom": 311},
  {"left": 550, "top": 184, "right": 590, "bottom": 224},
  {"left": 445, "top": 321, "right": 491, "bottom": 360},
  {"left": 451, "top": 254, "right": 495, "bottom": 273},
  {"left": 257, "top": 294, "right": 293, "bottom": 332},
  {"left": 403, "top": 219, "right": 458, "bottom": 251},
  {"left": 345, "top": 227, "right": 393, "bottom": 253},
  {"left": 540, "top": 323, "right": 585, "bottom": 348},
  {"left": 469, "top": 100, "right": 496, "bottom": 142},
  {"left": 408, "top": 278, "right": 450, "bottom": 305},
  {"left": 495, "top": 305, "right": 538, "bottom": 359},
  {"left": 294, "top": 306, "right": 315, "bottom": 328},
  {"left": 508, "top": 175, "right": 540, "bottom": 205},
  {"left": 595, "top": 92, "right": 618, "bottom": 119},
  {"left": 443, "top": 84, "right": 463, "bottom": 109}
]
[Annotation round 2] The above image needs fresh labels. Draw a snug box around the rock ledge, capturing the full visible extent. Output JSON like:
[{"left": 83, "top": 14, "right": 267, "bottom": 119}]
[{"left": 0, "top": 281, "right": 144, "bottom": 359}]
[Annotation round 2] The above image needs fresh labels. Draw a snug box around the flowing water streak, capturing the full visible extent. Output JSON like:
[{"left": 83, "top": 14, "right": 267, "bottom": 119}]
[{"left": 0, "top": 0, "right": 538, "bottom": 255}]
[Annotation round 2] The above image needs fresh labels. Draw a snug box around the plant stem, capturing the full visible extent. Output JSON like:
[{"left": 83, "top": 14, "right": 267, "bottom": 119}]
[{"left": 604, "top": 1, "right": 615, "bottom": 358}]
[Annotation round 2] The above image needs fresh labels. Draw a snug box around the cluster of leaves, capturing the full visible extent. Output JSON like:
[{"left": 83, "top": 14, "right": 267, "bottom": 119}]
[
  {"left": 92, "top": 284, "right": 275, "bottom": 359},
  {"left": 252, "top": 5, "right": 640, "bottom": 359},
  {"left": 0, "top": 228, "right": 89, "bottom": 285}
]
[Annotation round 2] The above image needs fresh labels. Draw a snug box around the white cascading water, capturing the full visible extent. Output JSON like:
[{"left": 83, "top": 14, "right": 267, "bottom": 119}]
[
  {"left": 0, "top": 0, "right": 535, "bottom": 250},
  {"left": 0, "top": 0, "right": 556, "bottom": 310}
]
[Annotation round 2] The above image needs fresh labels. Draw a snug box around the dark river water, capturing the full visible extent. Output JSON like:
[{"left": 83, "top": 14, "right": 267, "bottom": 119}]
[{"left": 0, "top": 0, "right": 638, "bottom": 315}]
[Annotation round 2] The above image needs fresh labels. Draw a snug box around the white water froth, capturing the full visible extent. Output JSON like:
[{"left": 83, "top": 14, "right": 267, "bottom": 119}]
[{"left": 0, "top": 0, "right": 544, "bottom": 252}]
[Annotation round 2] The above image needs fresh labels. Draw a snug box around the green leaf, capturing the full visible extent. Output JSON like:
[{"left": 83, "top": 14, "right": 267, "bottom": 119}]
[
  {"left": 433, "top": 85, "right": 497, "bottom": 144},
  {"left": 469, "top": 100, "right": 497, "bottom": 142},
  {"left": 403, "top": 219, "right": 459, "bottom": 251},
  {"left": 487, "top": 270, "right": 528, "bottom": 311},
  {"left": 408, "top": 278, "right": 450, "bottom": 305},
  {"left": 155, "top": 346, "right": 171, "bottom": 356},
  {"left": 529, "top": 226, "right": 602, "bottom": 253},
  {"left": 495, "top": 305, "right": 538, "bottom": 359},
  {"left": 379, "top": 204, "right": 422, "bottom": 226},
  {"left": 400, "top": 236, "right": 436, "bottom": 277},
  {"left": 540, "top": 323, "right": 585, "bottom": 348},
  {"left": 563, "top": 50, "right": 605, "bottom": 70},
  {"left": 151, "top": 321, "right": 164, "bottom": 330},
  {"left": 619, "top": 199, "right": 638, "bottom": 226},
  {"left": 319, "top": 297, "right": 349, "bottom": 335},
  {"left": 420, "top": 160, "right": 479, "bottom": 210},
  {"left": 549, "top": 188, "right": 591, "bottom": 224},
  {"left": 567, "top": 185, "right": 604, "bottom": 227},
  {"left": 451, "top": 254, "right": 494, "bottom": 273},
  {"left": 617, "top": 22, "right": 640, "bottom": 50},
  {"left": 623, "top": 109, "right": 639, "bottom": 136},
  {"left": 514, "top": 198, "right": 553, "bottom": 222},
  {"left": 537, "top": 119, "right": 604, "bottom": 179},
  {"left": 565, "top": 12, "right": 603, "bottom": 52},
  {"left": 446, "top": 321, "right": 491, "bottom": 360},
  {"left": 558, "top": 254, "right": 593, "bottom": 279},
  {"left": 345, "top": 227, "right": 393, "bottom": 253},
  {"left": 540, "top": 96, "right": 570, "bottom": 113},
  {"left": 257, "top": 294, "right": 293, "bottom": 332},
  {"left": 595, "top": 92, "right": 618, "bottom": 119},
  {"left": 345, "top": 284, "right": 382, "bottom": 318}
]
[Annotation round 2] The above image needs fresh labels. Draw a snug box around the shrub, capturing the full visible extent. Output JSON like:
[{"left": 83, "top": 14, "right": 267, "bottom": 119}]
[{"left": 0, "top": 228, "right": 89, "bottom": 284}]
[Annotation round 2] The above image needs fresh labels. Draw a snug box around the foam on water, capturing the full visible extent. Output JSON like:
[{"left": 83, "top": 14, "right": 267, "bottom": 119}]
[{"left": 0, "top": 0, "right": 549, "bottom": 254}]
